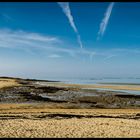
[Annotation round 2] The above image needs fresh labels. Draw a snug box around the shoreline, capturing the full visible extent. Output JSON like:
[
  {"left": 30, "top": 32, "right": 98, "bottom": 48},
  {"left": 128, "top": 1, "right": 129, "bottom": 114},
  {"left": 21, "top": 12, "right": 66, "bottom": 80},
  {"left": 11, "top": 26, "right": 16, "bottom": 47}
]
[
  {"left": 0, "top": 77, "right": 139, "bottom": 109},
  {"left": 40, "top": 82, "right": 140, "bottom": 91},
  {"left": 0, "top": 77, "right": 140, "bottom": 138}
]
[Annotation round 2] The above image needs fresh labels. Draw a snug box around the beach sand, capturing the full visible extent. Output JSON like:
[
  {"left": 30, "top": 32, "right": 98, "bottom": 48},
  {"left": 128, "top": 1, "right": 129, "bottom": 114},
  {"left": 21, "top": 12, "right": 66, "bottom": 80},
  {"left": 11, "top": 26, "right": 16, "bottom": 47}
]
[
  {"left": 0, "top": 105, "right": 140, "bottom": 138},
  {"left": 45, "top": 82, "right": 140, "bottom": 91},
  {"left": 0, "top": 78, "right": 20, "bottom": 89},
  {"left": 0, "top": 77, "right": 140, "bottom": 138}
]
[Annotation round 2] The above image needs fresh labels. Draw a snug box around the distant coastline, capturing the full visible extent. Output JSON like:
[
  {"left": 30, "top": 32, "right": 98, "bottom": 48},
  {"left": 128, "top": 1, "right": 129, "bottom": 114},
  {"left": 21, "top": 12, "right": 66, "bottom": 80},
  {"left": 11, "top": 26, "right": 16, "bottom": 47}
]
[{"left": 0, "top": 76, "right": 60, "bottom": 83}]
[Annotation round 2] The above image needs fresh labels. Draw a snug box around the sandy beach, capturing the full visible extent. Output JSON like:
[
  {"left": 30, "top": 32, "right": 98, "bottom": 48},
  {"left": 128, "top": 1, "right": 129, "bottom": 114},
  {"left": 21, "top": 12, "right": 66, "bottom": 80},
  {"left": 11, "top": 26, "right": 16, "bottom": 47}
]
[
  {"left": 44, "top": 82, "right": 140, "bottom": 91},
  {"left": 0, "top": 104, "right": 140, "bottom": 138},
  {"left": 0, "top": 77, "right": 140, "bottom": 138},
  {"left": 0, "top": 108, "right": 140, "bottom": 138}
]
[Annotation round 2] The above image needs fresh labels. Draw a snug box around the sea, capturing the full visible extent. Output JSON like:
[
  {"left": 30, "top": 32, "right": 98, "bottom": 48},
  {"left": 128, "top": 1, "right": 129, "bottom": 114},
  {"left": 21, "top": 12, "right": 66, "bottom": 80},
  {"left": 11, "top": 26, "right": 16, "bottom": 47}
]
[
  {"left": 45, "top": 77, "right": 140, "bottom": 85},
  {"left": 41, "top": 77, "right": 140, "bottom": 95}
]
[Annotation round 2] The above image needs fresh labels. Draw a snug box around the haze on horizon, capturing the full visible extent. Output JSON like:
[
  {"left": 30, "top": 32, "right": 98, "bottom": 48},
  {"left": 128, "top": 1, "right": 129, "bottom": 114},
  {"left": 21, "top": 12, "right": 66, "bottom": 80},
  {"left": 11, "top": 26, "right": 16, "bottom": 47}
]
[{"left": 0, "top": 2, "right": 140, "bottom": 80}]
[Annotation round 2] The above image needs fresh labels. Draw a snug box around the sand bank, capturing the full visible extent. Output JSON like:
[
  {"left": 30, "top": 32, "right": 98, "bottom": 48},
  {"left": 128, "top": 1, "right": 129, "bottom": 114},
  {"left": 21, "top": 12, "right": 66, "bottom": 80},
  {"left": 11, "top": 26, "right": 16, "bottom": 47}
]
[{"left": 44, "top": 82, "right": 140, "bottom": 91}]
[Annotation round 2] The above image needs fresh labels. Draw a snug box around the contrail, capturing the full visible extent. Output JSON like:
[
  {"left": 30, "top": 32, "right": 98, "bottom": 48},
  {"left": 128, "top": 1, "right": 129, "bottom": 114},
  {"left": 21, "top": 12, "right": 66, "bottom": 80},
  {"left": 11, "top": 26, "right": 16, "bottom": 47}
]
[
  {"left": 97, "top": 2, "right": 115, "bottom": 40},
  {"left": 58, "top": 2, "right": 83, "bottom": 49}
]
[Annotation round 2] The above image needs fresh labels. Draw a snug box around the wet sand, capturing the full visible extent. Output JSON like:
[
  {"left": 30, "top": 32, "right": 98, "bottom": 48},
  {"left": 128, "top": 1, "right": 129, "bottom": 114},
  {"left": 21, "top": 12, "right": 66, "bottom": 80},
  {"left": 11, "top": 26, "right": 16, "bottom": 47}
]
[
  {"left": 0, "top": 77, "right": 140, "bottom": 138},
  {"left": 44, "top": 82, "right": 140, "bottom": 91}
]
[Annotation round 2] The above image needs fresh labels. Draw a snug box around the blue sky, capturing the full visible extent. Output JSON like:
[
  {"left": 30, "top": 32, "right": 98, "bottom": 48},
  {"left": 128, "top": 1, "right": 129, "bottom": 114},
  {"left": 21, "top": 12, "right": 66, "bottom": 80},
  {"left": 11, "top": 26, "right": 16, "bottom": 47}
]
[{"left": 0, "top": 2, "right": 140, "bottom": 79}]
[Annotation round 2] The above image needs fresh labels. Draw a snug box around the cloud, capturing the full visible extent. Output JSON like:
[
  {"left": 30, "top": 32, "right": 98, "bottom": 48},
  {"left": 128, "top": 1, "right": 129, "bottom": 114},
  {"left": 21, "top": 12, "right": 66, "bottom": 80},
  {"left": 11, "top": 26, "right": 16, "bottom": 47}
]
[
  {"left": 104, "top": 54, "right": 117, "bottom": 61},
  {"left": 1, "top": 28, "right": 140, "bottom": 65},
  {"left": 1, "top": 28, "right": 129, "bottom": 62},
  {"left": 110, "top": 48, "right": 140, "bottom": 56},
  {"left": 0, "top": 29, "right": 60, "bottom": 49},
  {"left": 57, "top": 2, "right": 83, "bottom": 49},
  {"left": 48, "top": 54, "right": 62, "bottom": 58},
  {"left": 0, "top": 29, "right": 59, "bottom": 43},
  {"left": 0, "top": 28, "right": 90, "bottom": 57},
  {"left": 97, "top": 2, "right": 115, "bottom": 40}
]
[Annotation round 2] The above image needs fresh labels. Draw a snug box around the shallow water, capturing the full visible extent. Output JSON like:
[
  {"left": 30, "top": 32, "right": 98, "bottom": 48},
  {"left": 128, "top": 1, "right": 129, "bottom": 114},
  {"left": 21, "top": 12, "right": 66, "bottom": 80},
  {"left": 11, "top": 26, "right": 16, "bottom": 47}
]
[
  {"left": 37, "top": 77, "right": 140, "bottom": 95},
  {"left": 45, "top": 77, "right": 140, "bottom": 85},
  {"left": 82, "top": 88, "right": 140, "bottom": 95}
]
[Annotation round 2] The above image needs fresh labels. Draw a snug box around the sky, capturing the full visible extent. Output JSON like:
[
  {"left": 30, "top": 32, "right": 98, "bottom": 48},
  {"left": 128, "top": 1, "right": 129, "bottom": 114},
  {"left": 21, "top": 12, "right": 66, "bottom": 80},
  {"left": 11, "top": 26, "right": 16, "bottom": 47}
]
[{"left": 0, "top": 2, "right": 140, "bottom": 79}]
